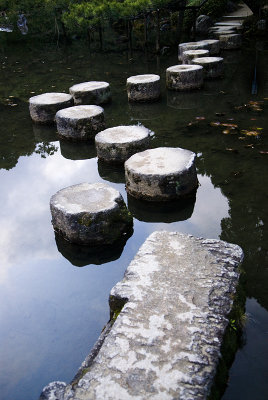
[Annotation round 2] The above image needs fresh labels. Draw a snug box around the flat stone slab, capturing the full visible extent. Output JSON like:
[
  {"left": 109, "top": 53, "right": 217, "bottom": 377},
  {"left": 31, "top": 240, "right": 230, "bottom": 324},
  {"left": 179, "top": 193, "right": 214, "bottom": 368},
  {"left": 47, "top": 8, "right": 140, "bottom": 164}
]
[
  {"left": 95, "top": 125, "right": 151, "bottom": 163},
  {"left": 126, "top": 74, "right": 160, "bottom": 102},
  {"left": 69, "top": 81, "right": 111, "bottom": 105},
  {"left": 55, "top": 105, "right": 105, "bottom": 141},
  {"left": 125, "top": 147, "right": 198, "bottom": 201},
  {"left": 41, "top": 231, "right": 243, "bottom": 400},
  {"left": 50, "top": 182, "right": 132, "bottom": 245},
  {"left": 29, "top": 92, "right": 73, "bottom": 124}
]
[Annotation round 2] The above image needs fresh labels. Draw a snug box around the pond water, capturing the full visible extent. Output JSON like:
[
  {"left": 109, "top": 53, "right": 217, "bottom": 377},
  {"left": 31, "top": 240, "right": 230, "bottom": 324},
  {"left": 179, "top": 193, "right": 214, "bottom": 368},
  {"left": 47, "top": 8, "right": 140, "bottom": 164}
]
[{"left": 0, "top": 39, "right": 267, "bottom": 400}]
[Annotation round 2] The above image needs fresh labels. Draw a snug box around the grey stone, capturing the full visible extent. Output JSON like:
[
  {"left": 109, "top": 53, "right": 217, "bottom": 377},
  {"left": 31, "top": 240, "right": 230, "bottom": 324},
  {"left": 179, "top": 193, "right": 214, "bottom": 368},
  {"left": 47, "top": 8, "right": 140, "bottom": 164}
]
[
  {"left": 41, "top": 231, "right": 243, "bottom": 400},
  {"left": 55, "top": 105, "right": 105, "bottom": 141},
  {"left": 182, "top": 49, "right": 210, "bottom": 65},
  {"left": 198, "top": 39, "right": 220, "bottom": 55},
  {"left": 178, "top": 41, "right": 209, "bottom": 61},
  {"left": 50, "top": 182, "right": 133, "bottom": 245},
  {"left": 29, "top": 93, "right": 73, "bottom": 124},
  {"left": 69, "top": 81, "right": 111, "bottom": 105},
  {"left": 192, "top": 57, "right": 224, "bottom": 79},
  {"left": 126, "top": 74, "right": 160, "bottom": 102},
  {"left": 195, "top": 15, "right": 213, "bottom": 34},
  {"left": 95, "top": 125, "right": 151, "bottom": 163},
  {"left": 125, "top": 147, "right": 198, "bottom": 201},
  {"left": 166, "top": 64, "right": 204, "bottom": 91},
  {"left": 219, "top": 33, "right": 242, "bottom": 49}
]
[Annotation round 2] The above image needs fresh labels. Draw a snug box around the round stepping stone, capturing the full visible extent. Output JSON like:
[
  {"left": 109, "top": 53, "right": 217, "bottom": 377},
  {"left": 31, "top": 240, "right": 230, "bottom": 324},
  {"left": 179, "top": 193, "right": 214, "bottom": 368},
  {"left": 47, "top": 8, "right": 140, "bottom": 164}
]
[
  {"left": 182, "top": 49, "right": 209, "bottom": 65},
  {"left": 69, "top": 81, "right": 111, "bottom": 105},
  {"left": 55, "top": 105, "right": 105, "bottom": 141},
  {"left": 95, "top": 125, "right": 151, "bottom": 163},
  {"left": 166, "top": 65, "right": 203, "bottom": 91},
  {"left": 125, "top": 147, "right": 198, "bottom": 201},
  {"left": 219, "top": 33, "right": 242, "bottom": 49},
  {"left": 29, "top": 92, "right": 73, "bottom": 124},
  {"left": 178, "top": 41, "right": 209, "bottom": 61},
  {"left": 198, "top": 39, "right": 220, "bottom": 55},
  {"left": 126, "top": 74, "right": 160, "bottom": 102},
  {"left": 192, "top": 57, "right": 224, "bottom": 79},
  {"left": 50, "top": 182, "right": 133, "bottom": 245}
]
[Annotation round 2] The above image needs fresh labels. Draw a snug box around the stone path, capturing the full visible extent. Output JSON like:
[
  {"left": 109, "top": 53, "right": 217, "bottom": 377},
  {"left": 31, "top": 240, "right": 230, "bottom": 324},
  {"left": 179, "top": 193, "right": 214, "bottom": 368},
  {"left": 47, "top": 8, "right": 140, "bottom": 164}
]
[{"left": 41, "top": 231, "right": 243, "bottom": 400}]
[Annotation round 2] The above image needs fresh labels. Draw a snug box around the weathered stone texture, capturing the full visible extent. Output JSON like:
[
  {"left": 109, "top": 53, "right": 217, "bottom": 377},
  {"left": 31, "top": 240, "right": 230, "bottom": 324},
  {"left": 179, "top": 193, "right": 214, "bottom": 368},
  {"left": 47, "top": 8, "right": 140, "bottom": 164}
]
[
  {"left": 29, "top": 93, "right": 73, "bottom": 124},
  {"left": 126, "top": 74, "right": 160, "bottom": 102},
  {"left": 50, "top": 182, "right": 132, "bottom": 245},
  {"left": 40, "top": 231, "right": 243, "bottom": 400},
  {"left": 192, "top": 57, "right": 224, "bottom": 79},
  {"left": 125, "top": 147, "right": 198, "bottom": 201},
  {"left": 166, "top": 65, "right": 203, "bottom": 91},
  {"left": 69, "top": 81, "right": 111, "bottom": 105}
]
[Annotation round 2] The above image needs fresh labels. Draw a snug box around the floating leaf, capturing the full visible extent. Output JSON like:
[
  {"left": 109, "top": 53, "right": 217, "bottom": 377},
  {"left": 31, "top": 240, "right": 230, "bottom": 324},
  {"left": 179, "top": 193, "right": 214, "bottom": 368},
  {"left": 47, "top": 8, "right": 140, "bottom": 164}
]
[
  {"left": 226, "top": 148, "right": 238, "bottom": 153},
  {"left": 221, "top": 123, "right": 238, "bottom": 129},
  {"left": 195, "top": 116, "right": 206, "bottom": 120},
  {"left": 215, "top": 112, "right": 225, "bottom": 116},
  {"left": 259, "top": 151, "right": 268, "bottom": 154},
  {"left": 241, "top": 130, "right": 259, "bottom": 137},
  {"left": 238, "top": 136, "right": 246, "bottom": 140},
  {"left": 222, "top": 129, "right": 230, "bottom": 135},
  {"left": 210, "top": 121, "right": 221, "bottom": 127}
]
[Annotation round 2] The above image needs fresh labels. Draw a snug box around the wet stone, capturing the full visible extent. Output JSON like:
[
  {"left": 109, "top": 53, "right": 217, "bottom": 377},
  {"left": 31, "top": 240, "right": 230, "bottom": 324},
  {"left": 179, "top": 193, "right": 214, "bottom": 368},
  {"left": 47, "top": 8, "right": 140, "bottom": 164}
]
[
  {"left": 29, "top": 92, "right": 73, "bottom": 124},
  {"left": 182, "top": 49, "right": 209, "bottom": 65},
  {"left": 95, "top": 125, "right": 151, "bottom": 163},
  {"left": 55, "top": 105, "right": 105, "bottom": 141},
  {"left": 125, "top": 147, "right": 198, "bottom": 201},
  {"left": 166, "top": 64, "right": 203, "bottom": 91},
  {"left": 69, "top": 81, "right": 111, "bottom": 105},
  {"left": 50, "top": 182, "right": 133, "bottom": 245},
  {"left": 192, "top": 56, "right": 224, "bottom": 79},
  {"left": 219, "top": 33, "right": 242, "bottom": 49},
  {"left": 126, "top": 74, "right": 160, "bottom": 102},
  {"left": 40, "top": 231, "right": 243, "bottom": 400}
]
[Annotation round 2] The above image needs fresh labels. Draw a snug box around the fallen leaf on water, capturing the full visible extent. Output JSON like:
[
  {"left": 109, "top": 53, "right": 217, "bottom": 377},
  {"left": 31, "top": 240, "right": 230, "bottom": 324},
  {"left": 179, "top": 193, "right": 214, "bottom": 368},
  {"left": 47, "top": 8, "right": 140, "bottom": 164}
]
[
  {"left": 222, "top": 123, "right": 238, "bottom": 129},
  {"left": 222, "top": 129, "right": 230, "bottom": 134},
  {"left": 238, "top": 136, "right": 246, "bottom": 140},
  {"left": 250, "top": 118, "right": 257, "bottom": 120},
  {"left": 244, "top": 144, "right": 254, "bottom": 148},
  {"left": 195, "top": 116, "right": 206, "bottom": 120},
  {"left": 210, "top": 121, "right": 221, "bottom": 127},
  {"left": 241, "top": 130, "right": 260, "bottom": 137},
  {"left": 215, "top": 112, "right": 225, "bottom": 116},
  {"left": 226, "top": 148, "right": 238, "bottom": 153},
  {"left": 259, "top": 151, "right": 268, "bottom": 154}
]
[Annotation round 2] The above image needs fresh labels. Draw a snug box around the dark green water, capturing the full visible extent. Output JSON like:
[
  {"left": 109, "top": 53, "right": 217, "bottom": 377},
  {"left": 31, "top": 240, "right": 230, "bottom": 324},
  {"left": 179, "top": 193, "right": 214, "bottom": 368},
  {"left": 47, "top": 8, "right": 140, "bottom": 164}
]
[{"left": 0, "top": 39, "right": 267, "bottom": 400}]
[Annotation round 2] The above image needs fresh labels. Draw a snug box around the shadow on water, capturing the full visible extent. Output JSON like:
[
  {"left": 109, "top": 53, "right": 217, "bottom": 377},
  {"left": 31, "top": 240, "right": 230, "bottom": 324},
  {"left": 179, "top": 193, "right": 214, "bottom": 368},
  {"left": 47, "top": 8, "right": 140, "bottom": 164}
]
[
  {"left": 97, "top": 159, "right": 126, "bottom": 183},
  {"left": 59, "top": 140, "right": 97, "bottom": 160},
  {"left": 127, "top": 194, "right": 196, "bottom": 223},
  {"left": 55, "top": 228, "right": 133, "bottom": 267}
]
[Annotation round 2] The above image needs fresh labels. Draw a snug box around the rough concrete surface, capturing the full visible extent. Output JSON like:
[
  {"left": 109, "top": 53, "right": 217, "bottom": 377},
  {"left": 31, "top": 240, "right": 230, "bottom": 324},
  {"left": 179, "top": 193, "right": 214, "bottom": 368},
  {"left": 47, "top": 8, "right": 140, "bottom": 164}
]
[
  {"left": 29, "top": 92, "right": 73, "bottom": 124},
  {"left": 40, "top": 231, "right": 243, "bottom": 400},
  {"left": 166, "top": 65, "right": 204, "bottom": 91},
  {"left": 69, "top": 81, "right": 111, "bottom": 105},
  {"left": 126, "top": 74, "right": 161, "bottom": 102}
]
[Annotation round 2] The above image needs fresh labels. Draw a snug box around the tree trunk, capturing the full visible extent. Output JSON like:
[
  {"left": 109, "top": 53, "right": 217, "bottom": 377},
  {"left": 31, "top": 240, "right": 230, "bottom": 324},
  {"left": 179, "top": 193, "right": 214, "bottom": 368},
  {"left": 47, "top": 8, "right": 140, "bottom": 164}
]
[
  {"left": 177, "top": 0, "right": 187, "bottom": 43},
  {"left": 98, "top": 23, "right": 103, "bottom": 50},
  {"left": 155, "top": 9, "right": 160, "bottom": 54}
]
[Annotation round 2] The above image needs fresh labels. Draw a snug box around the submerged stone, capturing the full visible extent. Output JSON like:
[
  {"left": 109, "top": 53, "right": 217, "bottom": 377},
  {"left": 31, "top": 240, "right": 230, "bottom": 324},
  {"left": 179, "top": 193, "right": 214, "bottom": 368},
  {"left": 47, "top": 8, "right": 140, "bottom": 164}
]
[
  {"left": 50, "top": 182, "right": 133, "bottom": 245},
  {"left": 40, "top": 231, "right": 243, "bottom": 400},
  {"left": 29, "top": 92, "right": 73, "bottom": 124},
  {"left": 125, "top": 147, "right": 198, "bottom": 201},
  {"left": 126, "top": 74, "right": 160, "bottom": 102},
  {"left": 166, "top": 64, "right": 203, "bottom": 91},
  {"left": 193, "top": 56, "right": 224, "bottom": 79},
  {"left": 69, "top": 81, "right": 111, "bottom": 105},
  {"left": 55, "top": 105, "right": 105, "bottom": 141},
  {"left": 95, "top": 125, "right": 151, "bottom": 163}
]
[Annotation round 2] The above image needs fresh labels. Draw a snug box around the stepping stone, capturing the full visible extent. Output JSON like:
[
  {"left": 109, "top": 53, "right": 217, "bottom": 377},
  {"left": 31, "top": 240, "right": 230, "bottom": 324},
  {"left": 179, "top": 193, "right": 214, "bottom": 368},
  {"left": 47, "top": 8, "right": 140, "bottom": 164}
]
[
  {"left": 166, "top": 64, "right": 203, "bottom": 91},
  {"left": 50, "top": 182, "right": 133, "bottom": 245},
  {"left": 126, "top": 74, "right": 160, "bottom": 102},
  {"left": 69, "top": 81, "right": 111, "bottom": 105},
  {"left": 178, "top": 41, "right": 209, "bottom": 60},
  {"left": 29, "top": 92, "right": 73, "bottom": 124},
  {"left": 41, "top": 231, "right": 243, "bottom": 400},
  {"left": 95, "top": 125, "right": 151, "bottom": 163},
  {"left": 182, "top": 49, "right": 209, "bottom": 65},
  {"left": 198, "top": 39, "right": 220, "bottom": 55},
  {"left": 219, "top": 33, "right": 242, "bottom": 49},
  {"left": 55, "top": 105, "right": 105, "bottom": 141},
  {"left": 192, "top": 57, "right": 224, "bottom": 79},
  {"left": 125, "top": 147, "right": 198, "bottom": 201}
]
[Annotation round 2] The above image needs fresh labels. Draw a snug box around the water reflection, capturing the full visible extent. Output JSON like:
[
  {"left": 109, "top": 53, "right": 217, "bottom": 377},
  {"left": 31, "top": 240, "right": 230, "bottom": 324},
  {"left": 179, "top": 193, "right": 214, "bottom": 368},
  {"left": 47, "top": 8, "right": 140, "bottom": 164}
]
[
  {"left": 32, "top": 124, "right": 58, "bottom": 143},
  {"left": 127, "top": 194, "right": 196, "bottom": 223},
  {"left": 166, "top": 90, "right": 200, "bottom": 110},
  {"left": 55, "top": 228, "right": 133, "bottom": 267},
  {"left": 98, "top": 159, "right": 126, "bottom": 183},
  {"left": 59, "top": 140, "right": 97, "bottom": 160}
]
